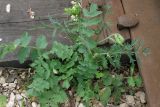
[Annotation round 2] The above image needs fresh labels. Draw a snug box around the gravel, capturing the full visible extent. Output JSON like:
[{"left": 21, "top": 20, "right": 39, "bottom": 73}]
[{"left": 0, "top": 67, "right": 147, "bottom": 107}]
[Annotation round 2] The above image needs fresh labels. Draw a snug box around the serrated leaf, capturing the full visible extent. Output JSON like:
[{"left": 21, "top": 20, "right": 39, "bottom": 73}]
[
  {"left": 20, "top": 32, "right": 31, "bottom": 47},
  {"left": 0, "top": 44, "right": 16, "bottom": 59},
  {"left": 82, "top": 18, "right": 101, "bottom": 27},
  {"left": 96, "top": 72, "right": 104, "bottom": 79},
  {"left": 103, "top": 74, "right": 112, "bottom": 86},
  {"left": 41, "top": 61, "right": 51, "bottom": 79},
  {"left": 83, "top": 3, "right": 102, "bottom": 17},
  {"left": 62, "top": 80, "right": 70, "bottom": 89},
  {"left": 0, "top": 95, "right": 7, "bottom": 107},
  {"left": 51, "top": 42, "right": 73, "bottom": 60},
  {"left": 28, "top": 78, "right": 49, "bottom": 92},
  {"left": 36, "top": 35, "right": 48, "bottom": 49},
  {"left": 18, "top": 47, "right": 30, "bottom": 63},
  {"left": 30, "top": 49, "right": 39, "bottom": 60},
  {"left": 127, "top": 77, "right": 135, "bottom": 87},
  {"left": 100, "top": 87, "right": 111, "bottom": 105},
  {"left": 35, "top": 65, "right": 45, "bottom": 77}
]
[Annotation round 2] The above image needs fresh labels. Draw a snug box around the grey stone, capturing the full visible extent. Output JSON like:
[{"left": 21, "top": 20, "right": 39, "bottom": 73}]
[
  {"left": 120, "top": 103, "right": 129, "bottom": 107},
  {"left": 7, "top": 93, "right": 15, "bottom": 107},
  {"left": 6, "top": 74, "right": 17, "bottom": 83},
  {"left": 117, "top": 15, "right": 139, "bottom": 30},
  {"left": 135, "top": 91, "right": 146, "bottom": 104},
  {"left": 16, "top": 94, "right": 23, "bottom": 101},
  {"left": 0, "top": 76, "right": 6, "bottom": 84},
  {"left": 8, "top": 83, "right": 16, "bottom": 88},
  {"left": 126, "top": 95, "right": 135, "bottom": 105}
]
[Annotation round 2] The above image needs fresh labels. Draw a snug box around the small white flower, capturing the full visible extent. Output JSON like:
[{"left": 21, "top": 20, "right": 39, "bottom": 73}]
[
  {"left": 71, "top": 1, "right": 76, "bottom": 5},
  {"left": 0, "top": 38, "right": 2, "bottom": 42},
  {"left": 6, "top": 4, "right": 11, "bottom": 13}
]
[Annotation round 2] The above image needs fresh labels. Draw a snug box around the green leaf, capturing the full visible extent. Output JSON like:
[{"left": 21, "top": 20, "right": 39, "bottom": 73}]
[
  {"left": 18, "top": 47, "right": 30, "bottom": 63},
  {"left": 100, "top": 87, "right": 111, "bottom": 106},
  {"left": 0, "top": 95, "right": 7, "bottom": 107},
  {"left": 51, "top": 42, "right": 73, "bottom": 60},
  {"left": 62, "top": 80, "right": 70, "bottom": 89},
  {"left": 41, "top": 61, "right": 51, "bottom": 79},
  {"left": 20, "top": 32, "right": 31, "bottom": 47},
  {"left": 35, "top": 65, "right": 45, "bottom": 77},
  {"left": 96, "top": 72, "right": 104, "bottom": 79},
  {"left": 0, "top": 44, "right": 16, "bottom": 59},
  {"left": 13, "top": 39, "right": 21, "bottom": 48},
  {"left": 103, "top": 74, "right": 112, "bottom": 86},
  {"left": 36, "top": 35, "right": 48, "bottom": 49},
  {"left": 83, "top": 3, "right": 102, "bottom": 17},
  {"left": 127, "top": 77, "right": 135, "bottom": 87},
  {"left": 82, "top": 18, "right": 101, "bottom": 27},
  {"left": 134, "top": 75, "right": 142, "bottom": 87},
  {"left": 28, "top": 78, "right": 50, "bottom": 93},
  {"left": 30, "top": 49, "right": 39, "bottom": 60}
]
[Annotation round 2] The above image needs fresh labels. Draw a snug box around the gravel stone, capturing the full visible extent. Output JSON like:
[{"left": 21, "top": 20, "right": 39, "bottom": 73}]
[
  {"left": 16, "top": 94, "right": 23, "bottom": 101},
  {"left": 126, "top": 95, "right": 135, "bottom": 105},
  {"left": 8, "top": 83, "right": 16, "bottom": 88},
  {"left": 135, "top": 91, "right": 146, "bottom": 104},
  {"left": 32, "top": 102, "right": 38, "bottom": 107},
  {"left": 120, "top": 103, "right": 129, "bottom": 107},
  {"left": 7, "top": 93, "right": 15, "bottom": 107},
  {"left": 6, "top": 74, "right": 17, "bottom": 83},
  {"left": 0, "top": 76, "right": 6, "bottom": 84}
]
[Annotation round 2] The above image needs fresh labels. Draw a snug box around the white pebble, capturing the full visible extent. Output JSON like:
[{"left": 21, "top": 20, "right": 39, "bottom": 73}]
[
  {"left": 126, "top": 95, "right": 135, "bottom": 105},
  {"left": 32, "top": 102, "right": 38, "bottom": 107},
  {"left": 9, "top": 83, "right": 16, "bottom": 88},
  {"left": 0, "top": 77, "right": 6, "bottom": 84},
  {"left": 78, "top": 103, "right": 85, "bottom": 107},
  {"left": 2, "top": 83, "right": 8, "bottom": 87},
  {"left": 120, "top": 103, "right": 129, "bottom": 107},
  {"left": 16, "top": 94, "right": 23, "bottom": 101},
  {"left": 7, "top": 93, "right": 15, "bottom": 107},
  {"left": 6, "top": 4, "right": 11, "bottom": 13}
]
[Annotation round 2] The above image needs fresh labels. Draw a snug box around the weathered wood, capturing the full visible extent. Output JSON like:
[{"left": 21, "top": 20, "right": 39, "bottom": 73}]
[
  {"left": 122, "top": 0, "right": 160, "bottom": 106},
  {"left": 0, "top": 20, "right": 72, "bottom": 63},
  {"left": 0, "top": 0, "right": 72, "bottom": 67},
  {"left": 0, "top": 0, "right": 71, "bottom": 23}
]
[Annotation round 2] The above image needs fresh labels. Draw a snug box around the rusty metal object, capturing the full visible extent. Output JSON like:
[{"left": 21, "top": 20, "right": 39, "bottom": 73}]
[
  {"left": 117, "top": 15, "right": 139, "bottom": 30},
  {"left": 122, "top": 0, "right": 160, "bottom": 106}
]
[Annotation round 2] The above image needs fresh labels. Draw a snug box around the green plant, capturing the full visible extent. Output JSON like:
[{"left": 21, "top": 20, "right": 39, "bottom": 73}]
[
  {"left": 0, "top": 2, "right": 146, "bottom": 107},
  {"left": 0, "top": 95, "right": 7, "bottom": 107}
]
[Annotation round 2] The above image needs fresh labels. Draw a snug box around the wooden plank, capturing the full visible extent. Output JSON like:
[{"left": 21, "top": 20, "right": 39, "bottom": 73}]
[
  {"left": 0, "top": 20, "right": 72, "bottom": 62},
  {"left": 0, "top": 0, "right": 71, "bottom": 23},
  {"left": 122, "top": 0, "right": 160, "bottom": 107},
  {"left": 104, "top": 0, "right": 130, "bottom": 42}
]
